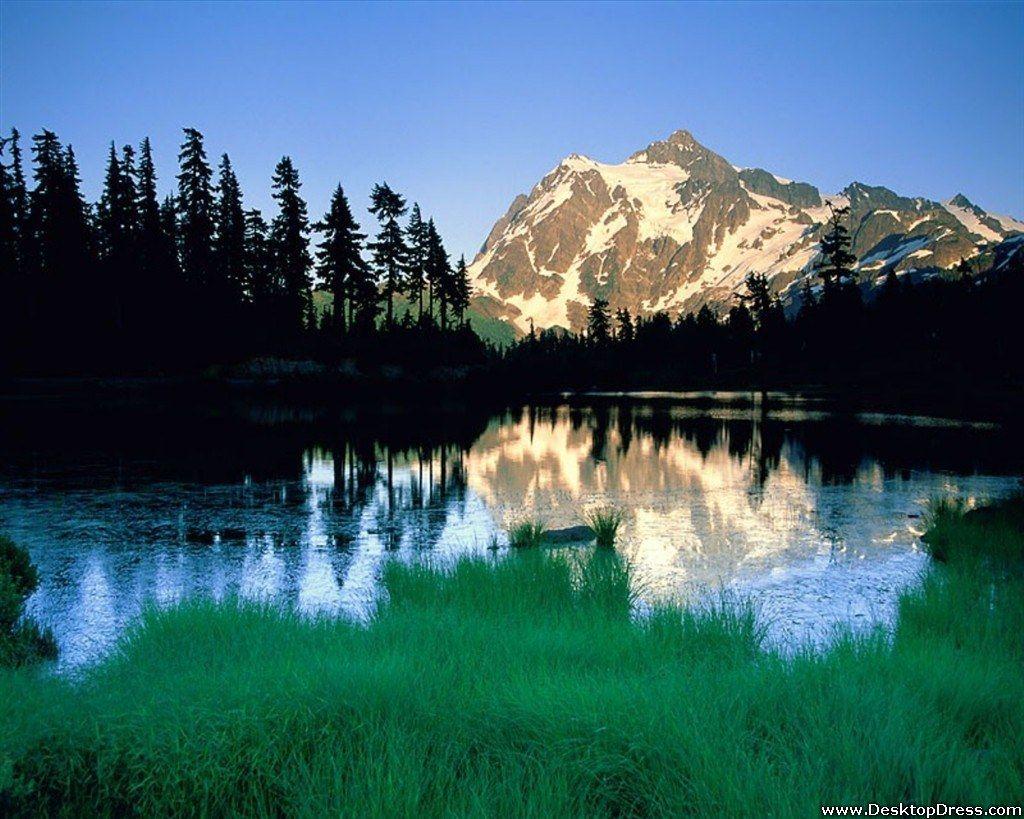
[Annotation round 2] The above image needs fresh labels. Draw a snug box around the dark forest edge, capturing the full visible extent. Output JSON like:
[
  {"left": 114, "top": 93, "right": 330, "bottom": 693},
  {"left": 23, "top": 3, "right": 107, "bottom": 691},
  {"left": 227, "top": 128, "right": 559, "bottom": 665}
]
[{"left": 2, "top": 127, "right": 1022, "bottom": 398}]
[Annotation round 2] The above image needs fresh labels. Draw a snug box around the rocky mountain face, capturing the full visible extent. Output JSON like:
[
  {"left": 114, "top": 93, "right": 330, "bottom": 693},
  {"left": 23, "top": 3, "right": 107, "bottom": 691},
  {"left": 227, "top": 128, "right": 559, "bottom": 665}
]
[{"left": 469, "top": 130, "right": 1024, "bottom": 334}]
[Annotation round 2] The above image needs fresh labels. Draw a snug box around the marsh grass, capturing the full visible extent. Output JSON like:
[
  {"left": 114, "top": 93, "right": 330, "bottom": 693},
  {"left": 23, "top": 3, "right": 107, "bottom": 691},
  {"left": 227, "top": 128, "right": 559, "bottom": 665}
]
[
  {"left": 584, "top": 507, "right": 625, "bottom": 548},
  {"left": 2, "top": 499, "right": 1022, "bottom": 815},
  {"left": 922, "top": 493, "right": 1024, "bottom": 567},
  {"left": 507, "top": 519, "right": 547, "bottom": 549}
]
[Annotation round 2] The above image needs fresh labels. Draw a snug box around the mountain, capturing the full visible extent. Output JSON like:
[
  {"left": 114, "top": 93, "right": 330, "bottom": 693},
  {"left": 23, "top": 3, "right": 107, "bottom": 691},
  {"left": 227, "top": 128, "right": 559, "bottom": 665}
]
[{"left": 468, "top": 130, "right": 1024, "bottom": 334}]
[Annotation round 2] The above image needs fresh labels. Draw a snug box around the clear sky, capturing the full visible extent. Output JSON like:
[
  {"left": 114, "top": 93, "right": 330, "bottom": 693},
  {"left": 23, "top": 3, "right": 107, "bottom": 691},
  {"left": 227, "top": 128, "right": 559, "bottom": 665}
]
[{"left": 2, "top": 1, "right": 1022, "bottom": 262}]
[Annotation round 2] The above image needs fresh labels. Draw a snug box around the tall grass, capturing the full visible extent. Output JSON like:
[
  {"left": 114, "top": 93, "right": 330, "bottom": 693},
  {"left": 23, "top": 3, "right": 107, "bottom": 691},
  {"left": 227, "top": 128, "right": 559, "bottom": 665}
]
[
  {"left": 1, "top": 500, "right": 1022, "bottom": 815},
  {"left": 584, "top": 507, "right": 625, "bottom": 548}
]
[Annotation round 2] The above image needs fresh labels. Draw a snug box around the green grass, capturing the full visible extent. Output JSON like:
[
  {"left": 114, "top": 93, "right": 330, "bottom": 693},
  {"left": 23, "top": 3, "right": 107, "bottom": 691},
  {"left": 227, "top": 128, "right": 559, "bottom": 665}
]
[
  {"left": 584, "top": 507, "right": 625, "bottom": 548},
  {"left": 2, "top": 501, "right": 1023, "bottom": 815},
  {"left": 507, "top": 519, "right": 547, "bottom": 549}
]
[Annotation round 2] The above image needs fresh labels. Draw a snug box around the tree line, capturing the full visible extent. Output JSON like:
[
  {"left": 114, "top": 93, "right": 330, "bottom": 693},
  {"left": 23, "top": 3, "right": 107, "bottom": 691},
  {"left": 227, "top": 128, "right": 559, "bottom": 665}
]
[
  {"left": 0, "top": 127, "right": 475, "bottom": 375},
  {"left": 502, "top": 204, "right": 1024, "bottom": 392}
]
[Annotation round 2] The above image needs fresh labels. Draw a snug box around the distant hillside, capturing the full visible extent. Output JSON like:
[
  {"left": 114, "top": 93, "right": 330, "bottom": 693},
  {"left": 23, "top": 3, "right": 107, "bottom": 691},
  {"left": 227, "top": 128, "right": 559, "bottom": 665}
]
[{"left": 311, "top": 291, "right": 518, "bottom": 347}]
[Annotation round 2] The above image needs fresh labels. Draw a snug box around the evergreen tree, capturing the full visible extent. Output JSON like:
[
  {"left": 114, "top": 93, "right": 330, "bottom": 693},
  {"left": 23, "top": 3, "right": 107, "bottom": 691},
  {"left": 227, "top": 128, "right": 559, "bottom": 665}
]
[
  {"left": 158, "top": 195, "right": 181, "bottom": 277},
  {"left": 0, "top": 135, "right": 21, "bottom": 366},
  {"left": 424, "top": 219, "right": 452, "bottom": 330},
  {"left": 587, "top": 297, "right": 612, "bottom": 343},
  {"left": 405, "top": 203, "right": 428, "bottom": 320},
  {"left": 97, "top": 143, "right": 138, "bottom": 333},
  {"left": 213, "top": 154, "right": 247, "bottom": 315},
  {"left": 450, "top": 254, "right": 472, "bottom": 325},
  {"left": 615, "top": 308, "right": 634, "bottom": 341},
  {"left": 314, "top": 184, "right": 367, "bottom": 334},
  {"left": 368, "top": 182, "right": 408, "bottom": 328},
  {"left": 26, "top": 132, "right": 95, "bottom": 363},
  {"left": 814, "top": 202, "right": 856, "bottom": 291},
  {"left": 243, "top": 207, "right": 274, "bottom": 343},
  {"left": 136, "top": 138, "right": 163, "bottom": 280},
  {"left": 2, "top": 129, "right": 29, "bottom": 281},
  {"left": 269, "top": 156, "right": 313, "bottom": 340},
  {"left": 176, "top": 128, "right": 215, "bottom": 290}
]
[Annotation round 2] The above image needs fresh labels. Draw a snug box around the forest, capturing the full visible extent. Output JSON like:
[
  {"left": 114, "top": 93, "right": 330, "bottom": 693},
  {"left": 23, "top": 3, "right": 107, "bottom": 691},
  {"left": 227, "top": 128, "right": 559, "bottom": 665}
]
[{"left": 2, "top": 126, "right": 1021, "bottom": 393}]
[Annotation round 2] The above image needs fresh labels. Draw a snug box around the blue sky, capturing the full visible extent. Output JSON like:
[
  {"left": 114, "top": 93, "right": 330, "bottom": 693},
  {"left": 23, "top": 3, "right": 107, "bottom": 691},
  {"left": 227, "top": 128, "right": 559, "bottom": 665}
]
[{"left": 2, "top": 1, "right": 1022, "bottom": 261}]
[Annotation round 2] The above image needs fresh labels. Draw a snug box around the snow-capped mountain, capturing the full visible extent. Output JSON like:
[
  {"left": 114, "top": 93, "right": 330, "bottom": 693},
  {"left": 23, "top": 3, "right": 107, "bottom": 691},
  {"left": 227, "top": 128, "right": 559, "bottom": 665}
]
[{"left": 469, "top": 129, "right": 1024, "bottom": 333}]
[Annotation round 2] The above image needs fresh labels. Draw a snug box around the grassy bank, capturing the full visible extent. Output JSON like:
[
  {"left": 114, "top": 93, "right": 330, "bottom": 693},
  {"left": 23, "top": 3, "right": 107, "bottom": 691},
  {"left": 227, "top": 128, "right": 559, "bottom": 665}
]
[{"left": 2, "top": 501, "right": 1023, "bottom": 815}]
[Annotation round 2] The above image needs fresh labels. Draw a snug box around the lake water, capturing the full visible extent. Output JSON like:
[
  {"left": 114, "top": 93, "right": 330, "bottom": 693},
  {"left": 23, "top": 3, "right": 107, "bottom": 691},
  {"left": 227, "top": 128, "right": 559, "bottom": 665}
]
[{"left": 2, "top": 392, "right": 1020, "bottom": 668}]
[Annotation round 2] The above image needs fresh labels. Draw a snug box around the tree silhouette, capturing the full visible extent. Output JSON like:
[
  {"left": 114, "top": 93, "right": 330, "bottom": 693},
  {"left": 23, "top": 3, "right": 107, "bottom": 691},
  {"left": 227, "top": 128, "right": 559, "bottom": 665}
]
[
  {"left": 451, "top": 254, "right": 472, "bottom": 325},
  {"left": 213, "top": 154, "right": 247, "bottom": 320},
  {"left": 176, "top": 128, "right": 215, "bottom": 292},
  {"left": 587, "top": 297, "right": 611, "bottom": 343},
  {"left": 405, "top": 203, "right": 428, "bottom": 321},
  {"left": 315, "top": 184, "right": 367, "bottom": 334},
  {"left": 424, "top": 219, "right": 452, "bottom": 330},
  {"left": 815, "top": 202, "right": 856, "bottom": 292},
  {"left": 368, "top": 182, "right": 408, "bottom": 329},
  {"left": 269, "top": 156, "right": 313, "bottom": 342}
]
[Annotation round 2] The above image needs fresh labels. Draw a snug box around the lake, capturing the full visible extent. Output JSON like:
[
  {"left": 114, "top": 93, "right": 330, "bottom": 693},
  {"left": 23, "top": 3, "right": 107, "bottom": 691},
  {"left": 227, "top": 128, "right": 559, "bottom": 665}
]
[{"left": 2, "top": 391, "right": 1020, "bottom": 668}]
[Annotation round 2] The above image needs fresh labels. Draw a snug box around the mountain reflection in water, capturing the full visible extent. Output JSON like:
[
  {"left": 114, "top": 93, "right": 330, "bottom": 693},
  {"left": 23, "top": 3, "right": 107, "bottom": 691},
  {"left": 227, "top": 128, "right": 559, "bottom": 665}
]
[{"left": 1, "top": 395, "right": 1020, "bottom": 668}]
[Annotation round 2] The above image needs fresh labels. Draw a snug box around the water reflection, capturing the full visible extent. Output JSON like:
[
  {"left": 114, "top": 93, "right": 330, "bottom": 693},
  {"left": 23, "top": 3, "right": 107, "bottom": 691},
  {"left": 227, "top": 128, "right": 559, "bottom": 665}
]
[{"left": 0, "top": 394, "right": 1020, "bottom": 667}]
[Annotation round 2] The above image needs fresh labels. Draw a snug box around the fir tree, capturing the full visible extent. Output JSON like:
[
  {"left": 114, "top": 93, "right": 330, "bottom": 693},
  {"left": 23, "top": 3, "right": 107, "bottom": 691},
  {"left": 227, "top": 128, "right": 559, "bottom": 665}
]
[
  {"left": 314, "top": 184, "right": 367, "bottom": 334},
  {"left": 213, "top": 154, "right": 247, "bottom": 313},
  {"left": 368, "top": 182, "right": 408, "bottom": 328},
  {"left": 450, "top": 254, "right": 472, "bottom": 326},
  {"left": 97, "top": 143, "right": 138, "bottom": 333},
  {"left": 159, "top": 195, "right": 181, "bottom": 277},
  {"left": 587, "top": 298, "right": 611, "bottom": 343},
  {"left": 814, "top": 202, "right": 856, "bottom": 291},
  {"left": 136, "top": 138, "right": 163, "bottom": 278},
  {"left": 424, "top": 219, "right": 452, "bottom": 330},
  {"left": 269, "top": 156, "right": 313, "bottom": 340},
  {"left": 176, "top": 128, "right": 215, "bottom": 290},
  {"left": 4, "top": 129, "right": 29, "bottom": 278},
  {"left": 243, "top": 207, "right": 274, "bottom": 341},
  {"left": 405, "top": 203, "right": 428, "bottom": 320},
  {"left": 22, "top": 133, "right": 95, "bottom": 365},
  {"left": 615, "top": 308, "right": 634, "bottom": 341}
]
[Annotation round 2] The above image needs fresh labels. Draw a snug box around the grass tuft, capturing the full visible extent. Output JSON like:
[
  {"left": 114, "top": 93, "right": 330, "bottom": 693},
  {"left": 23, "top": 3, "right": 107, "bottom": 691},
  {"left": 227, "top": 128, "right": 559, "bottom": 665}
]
[
  {"left": 507, "top": 519, "right": 547, "bottom": 549},
  {"left": 584, "top": 507, "right": 625, "bottom": 548}
]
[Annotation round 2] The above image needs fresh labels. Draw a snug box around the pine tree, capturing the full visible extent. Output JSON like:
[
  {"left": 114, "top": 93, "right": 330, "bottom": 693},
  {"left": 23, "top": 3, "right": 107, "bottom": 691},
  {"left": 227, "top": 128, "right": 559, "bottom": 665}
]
[
  {"left": 424, "top": 219, "right": 451, "bottom": 330},
  {"left": 814, "top": 202, "right": 856, "bottom": 292},
  {"left": 97, "top": 143, "right": 138, "bottom": 333},
  {"left": 450, "top": 254, "right": 471, "bottom": 325},
  {"left": 368, "top": 182, "right": 408, "bottom": 328},
  {"left": 0, "top": 135, "right": 21, "bottom": 366},
  {"left": 314, "top": 184, "right": 367, "bottom": 334},
  {"left": 176, "top": 128, "right": 215, "bottom": 291},
  {"left": 243, "top": 207, "right": 275, "bottom": 347},
  {"left": 26, "top": 133, "right": 95, "bottom": 364},
  {"left": 269, "top": 156, "right": 313, "bottom": 340},
  {"left": 136, "top": 138, "right": 163, "bottom": 279},
  {"left": 3, "top": 129, "right": 29, "bottom": 280},
  {"left": 213, "top": 154, "right": 247, "bottom": 315},
  {"left": 615, "top": 308, "right": 634, "bottom": 341},
  {"left": 587, "top": 297, "right": 611, "bottom": 343},
  {"left": 405, "top": 203, "right": 428, "bottom": 320},
  {"left": 159, "top": 195, "right": 181, "bottom": 277}
]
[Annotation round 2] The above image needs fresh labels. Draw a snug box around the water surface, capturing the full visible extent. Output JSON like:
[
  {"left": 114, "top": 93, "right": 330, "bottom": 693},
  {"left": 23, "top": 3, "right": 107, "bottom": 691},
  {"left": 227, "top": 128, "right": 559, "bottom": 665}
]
[{"left": 1, "top": 393, "right": 1020, "bottom": 668}]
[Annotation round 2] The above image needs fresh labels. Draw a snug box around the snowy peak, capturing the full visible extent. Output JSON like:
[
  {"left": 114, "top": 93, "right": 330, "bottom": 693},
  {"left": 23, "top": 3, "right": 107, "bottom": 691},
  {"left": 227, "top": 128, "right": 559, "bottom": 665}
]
[{"left": 469, "top": 129, "right": 1024, "bottom": 334}]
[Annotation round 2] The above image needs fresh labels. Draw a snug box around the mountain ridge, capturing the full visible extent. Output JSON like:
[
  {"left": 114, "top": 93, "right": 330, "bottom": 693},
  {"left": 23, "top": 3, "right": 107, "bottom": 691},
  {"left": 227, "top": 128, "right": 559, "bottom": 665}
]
[{"left": 468, "top": 130, "right": 1024, "bottom": 334}]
